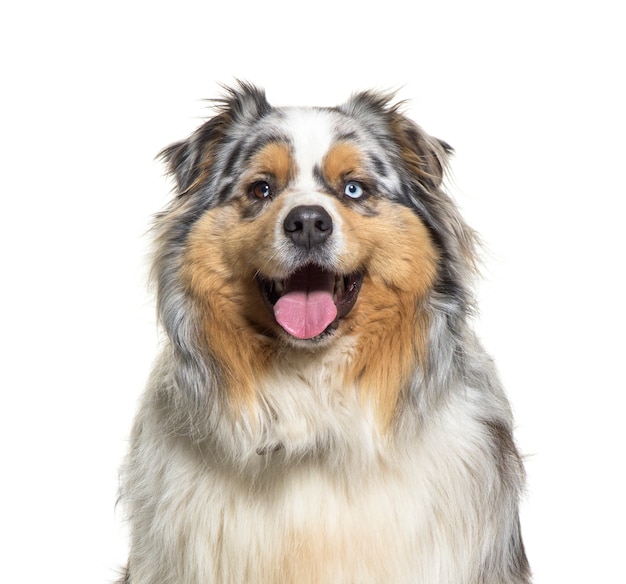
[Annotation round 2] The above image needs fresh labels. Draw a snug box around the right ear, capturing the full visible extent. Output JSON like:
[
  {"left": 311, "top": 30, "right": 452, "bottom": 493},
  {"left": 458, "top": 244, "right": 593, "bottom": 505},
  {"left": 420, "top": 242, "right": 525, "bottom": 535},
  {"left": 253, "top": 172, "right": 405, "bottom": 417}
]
[
  {"left": 158, "top": 115, "right": 226, "bottom": 196},
  {"left": 159, "top": 82, "right": 271, "bottom": 196}
]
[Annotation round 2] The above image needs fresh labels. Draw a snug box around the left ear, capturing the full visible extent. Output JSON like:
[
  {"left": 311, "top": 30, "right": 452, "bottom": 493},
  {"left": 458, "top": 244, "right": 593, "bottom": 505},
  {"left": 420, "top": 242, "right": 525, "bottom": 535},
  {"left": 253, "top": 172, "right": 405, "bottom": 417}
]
[
  {"left": 340, "top": 90, "right": 452, "bottom": 190},
  {"left": 390, "top": 112, "right": 453, "bottom": 190},
  {"left": 387, "top": 111, "right": 478, "bottom": 276}
]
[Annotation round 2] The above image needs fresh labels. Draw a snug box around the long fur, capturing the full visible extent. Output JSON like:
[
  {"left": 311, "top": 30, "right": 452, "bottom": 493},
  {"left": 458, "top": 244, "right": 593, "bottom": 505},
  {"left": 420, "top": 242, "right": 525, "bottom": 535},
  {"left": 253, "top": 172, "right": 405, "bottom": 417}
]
[{"left": 118, "top": 82, "right": 530, "bottom": 583}]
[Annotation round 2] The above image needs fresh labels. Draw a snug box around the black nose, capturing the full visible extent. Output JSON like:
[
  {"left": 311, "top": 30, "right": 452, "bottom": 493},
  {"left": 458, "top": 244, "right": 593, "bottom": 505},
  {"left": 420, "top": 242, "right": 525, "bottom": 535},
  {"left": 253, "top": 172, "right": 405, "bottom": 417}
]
[{"left": 283, "top": 205, "right": 333, "bottom": 250}]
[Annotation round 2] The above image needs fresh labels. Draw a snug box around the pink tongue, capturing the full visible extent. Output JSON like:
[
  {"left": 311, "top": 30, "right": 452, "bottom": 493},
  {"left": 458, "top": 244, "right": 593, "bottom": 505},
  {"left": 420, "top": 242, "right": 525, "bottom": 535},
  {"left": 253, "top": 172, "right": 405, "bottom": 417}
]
[{"left": 274, "top": 270, "right": 338, "bottom": 339}]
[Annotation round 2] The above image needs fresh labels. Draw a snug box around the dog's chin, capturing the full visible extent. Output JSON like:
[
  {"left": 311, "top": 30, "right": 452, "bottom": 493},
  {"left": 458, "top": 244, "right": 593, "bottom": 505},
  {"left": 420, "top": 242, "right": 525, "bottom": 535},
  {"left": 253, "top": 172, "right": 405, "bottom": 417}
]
[
  {"left": 276, "top": 325, "right": 339, "bottom": 350},
  {"left": 257, "top": 264, "right": 363, "bottom": 346}
]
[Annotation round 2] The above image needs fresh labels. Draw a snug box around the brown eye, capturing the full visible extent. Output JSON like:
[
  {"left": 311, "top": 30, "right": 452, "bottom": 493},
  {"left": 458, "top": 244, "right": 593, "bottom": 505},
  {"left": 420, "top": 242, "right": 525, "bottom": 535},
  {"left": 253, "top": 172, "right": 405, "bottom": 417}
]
[{"left": 250, "top": 181, "right": 272, "bottom": 199}]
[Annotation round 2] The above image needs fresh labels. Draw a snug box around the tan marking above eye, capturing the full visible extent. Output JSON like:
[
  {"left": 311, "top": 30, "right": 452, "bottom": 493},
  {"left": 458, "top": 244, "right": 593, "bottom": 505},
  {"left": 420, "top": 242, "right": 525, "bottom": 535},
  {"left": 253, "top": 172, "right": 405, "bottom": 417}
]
[
  {"left": 249, "top": 142, "right": 295, "bottom": 188},
  {"left": 322, "top": 142, "right": 366, "bottom": 186}
]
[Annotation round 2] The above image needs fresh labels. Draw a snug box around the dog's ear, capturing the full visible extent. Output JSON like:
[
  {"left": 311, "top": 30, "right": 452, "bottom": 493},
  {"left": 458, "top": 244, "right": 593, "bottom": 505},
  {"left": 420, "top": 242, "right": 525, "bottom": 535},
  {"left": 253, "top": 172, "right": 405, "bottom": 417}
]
[
  {"left": 341, "top": 91, "right": 452, "bottom": 190},
  {"left": 389, "top": 113, "right": 453, "bottom": 191},
  {"left": 159, "top": 82, "right": 271, "bottom": 196},
  {"left": 158, "top": 114, "right": 228, "bottom": 196}
]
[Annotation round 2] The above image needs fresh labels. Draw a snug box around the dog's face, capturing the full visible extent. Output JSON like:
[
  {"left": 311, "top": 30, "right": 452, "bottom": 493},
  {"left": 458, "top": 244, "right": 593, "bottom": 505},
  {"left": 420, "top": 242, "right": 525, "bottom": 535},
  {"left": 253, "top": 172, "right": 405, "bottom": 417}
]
[
  {"left": 183, "top": 107, "right": 440, "bottom": 344},
  {"left": 156, "top": 84, "right": 474, "bottom": 416}
]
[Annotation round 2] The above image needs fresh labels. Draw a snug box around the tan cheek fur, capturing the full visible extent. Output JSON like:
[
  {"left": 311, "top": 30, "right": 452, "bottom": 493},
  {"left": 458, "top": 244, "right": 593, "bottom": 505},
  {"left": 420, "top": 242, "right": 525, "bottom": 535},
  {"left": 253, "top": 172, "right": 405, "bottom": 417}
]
[
  {"left": 337, "top": 201, "right": 439, "bottom": 427},
  {"left": 182, "top": 207, "right": 278, "bottom": 409}
]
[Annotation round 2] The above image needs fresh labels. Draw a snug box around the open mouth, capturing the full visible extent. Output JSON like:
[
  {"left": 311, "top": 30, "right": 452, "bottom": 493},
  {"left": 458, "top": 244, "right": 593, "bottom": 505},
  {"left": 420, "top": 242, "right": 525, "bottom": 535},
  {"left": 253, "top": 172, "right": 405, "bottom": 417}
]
[{"left": 257, "top": 265, "right": 363, "bottom": 340}]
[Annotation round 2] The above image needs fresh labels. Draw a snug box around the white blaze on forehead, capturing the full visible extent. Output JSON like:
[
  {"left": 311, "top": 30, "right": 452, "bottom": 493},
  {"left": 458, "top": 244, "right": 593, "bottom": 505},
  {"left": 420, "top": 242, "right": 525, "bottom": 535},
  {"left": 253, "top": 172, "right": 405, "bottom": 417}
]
[
  {"left": 269, "top": 109, "right": 346, "bottom": 272},
  {"left": 281, "top": 107, "right": 336, "bottom": 189}
]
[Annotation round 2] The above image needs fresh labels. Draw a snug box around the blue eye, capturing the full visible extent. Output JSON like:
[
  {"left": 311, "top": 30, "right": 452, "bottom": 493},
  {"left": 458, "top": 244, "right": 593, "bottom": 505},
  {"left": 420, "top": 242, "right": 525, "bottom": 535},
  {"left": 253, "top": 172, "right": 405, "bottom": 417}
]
[{"left": 344, "top": 181, "right": 365, "bottom": 199}]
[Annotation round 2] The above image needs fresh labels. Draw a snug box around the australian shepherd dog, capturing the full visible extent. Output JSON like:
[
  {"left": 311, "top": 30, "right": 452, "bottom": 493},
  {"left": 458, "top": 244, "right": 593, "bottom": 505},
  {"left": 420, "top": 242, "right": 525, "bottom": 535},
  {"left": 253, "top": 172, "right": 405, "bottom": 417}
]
[{"left": 118, "top": 83, "right": 530, "bottom": 583}]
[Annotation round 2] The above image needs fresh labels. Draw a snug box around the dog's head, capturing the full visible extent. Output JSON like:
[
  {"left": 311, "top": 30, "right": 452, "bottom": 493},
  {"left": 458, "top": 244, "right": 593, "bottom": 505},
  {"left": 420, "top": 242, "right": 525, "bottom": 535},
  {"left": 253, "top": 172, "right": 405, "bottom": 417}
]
[{"left": 154, "top": 83, "right": 476, "bottom": 417}]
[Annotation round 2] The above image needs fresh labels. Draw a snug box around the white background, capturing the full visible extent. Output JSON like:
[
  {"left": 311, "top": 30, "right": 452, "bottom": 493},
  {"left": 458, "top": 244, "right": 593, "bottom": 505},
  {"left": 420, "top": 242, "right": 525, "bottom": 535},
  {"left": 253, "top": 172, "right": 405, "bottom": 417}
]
[{"left": 1, "top": 1, "right": 624, "bottom": 582}]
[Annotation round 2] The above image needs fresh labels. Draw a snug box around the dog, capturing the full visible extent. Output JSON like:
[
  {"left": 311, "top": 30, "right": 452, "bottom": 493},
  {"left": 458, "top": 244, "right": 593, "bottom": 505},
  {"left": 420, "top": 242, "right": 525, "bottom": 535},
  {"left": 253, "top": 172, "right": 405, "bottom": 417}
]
[{"left": 118, "top": 83, "right": 530, "bottom": 583}]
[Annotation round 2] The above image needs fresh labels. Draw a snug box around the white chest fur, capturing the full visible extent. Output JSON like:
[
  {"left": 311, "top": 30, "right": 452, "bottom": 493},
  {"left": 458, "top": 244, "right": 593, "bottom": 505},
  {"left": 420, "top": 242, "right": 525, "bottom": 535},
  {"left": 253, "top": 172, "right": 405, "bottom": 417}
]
[{"left": 127, "top": 362, "right": 499, "bottom": 584}]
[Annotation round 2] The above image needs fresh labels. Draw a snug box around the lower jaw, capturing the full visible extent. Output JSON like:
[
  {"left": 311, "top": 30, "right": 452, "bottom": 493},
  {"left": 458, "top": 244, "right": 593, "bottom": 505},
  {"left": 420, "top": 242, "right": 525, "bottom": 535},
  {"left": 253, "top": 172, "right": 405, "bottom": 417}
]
[{"left": 280, "top": 320, "right": 339, "bottom": 343}]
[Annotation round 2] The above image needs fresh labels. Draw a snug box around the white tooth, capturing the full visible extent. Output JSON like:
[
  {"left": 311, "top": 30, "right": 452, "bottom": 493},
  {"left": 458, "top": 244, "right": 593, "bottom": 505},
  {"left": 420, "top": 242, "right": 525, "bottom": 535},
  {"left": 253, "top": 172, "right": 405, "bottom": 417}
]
[
  {"left": 334, "top": 275, "right": 344, "bottom": 299},
  {"left": 275, "top": 280, "right": 284, "bottom": 294}
]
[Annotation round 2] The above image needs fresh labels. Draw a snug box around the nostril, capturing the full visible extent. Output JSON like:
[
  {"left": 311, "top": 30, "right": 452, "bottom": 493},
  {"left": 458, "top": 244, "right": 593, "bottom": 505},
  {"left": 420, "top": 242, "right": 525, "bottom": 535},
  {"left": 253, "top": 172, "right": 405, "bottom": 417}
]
[
  {"left": 283, "top": 205, "right": 333, "bottom": 250},
  {"left": 314, "top": 217, "right": 331, "bottom": 232},
  {"left": 285, "top": 218, "right": 304, "bottom": 233}
]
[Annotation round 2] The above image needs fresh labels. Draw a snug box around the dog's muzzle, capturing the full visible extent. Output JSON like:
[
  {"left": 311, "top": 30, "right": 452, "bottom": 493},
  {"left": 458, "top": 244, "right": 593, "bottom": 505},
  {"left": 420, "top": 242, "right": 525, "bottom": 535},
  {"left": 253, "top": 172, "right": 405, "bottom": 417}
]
[{"left": 257, "top": 204, "right": 362, "bottom": 340}]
